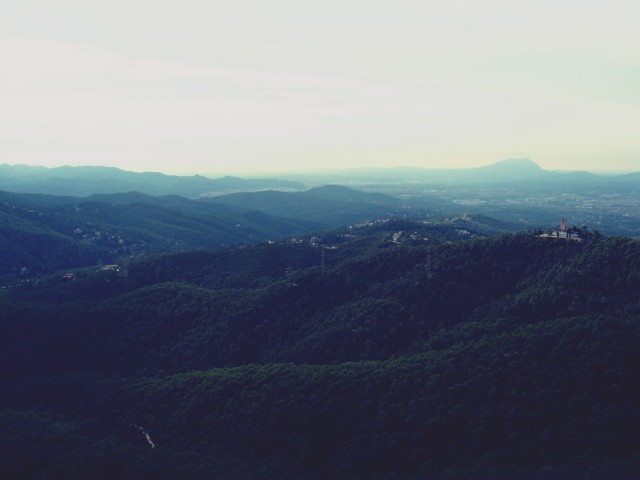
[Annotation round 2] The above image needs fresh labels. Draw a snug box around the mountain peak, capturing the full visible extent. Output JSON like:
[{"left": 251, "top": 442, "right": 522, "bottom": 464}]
[{"left": 484, "top": 158, "right": 543, "bottom": 171}]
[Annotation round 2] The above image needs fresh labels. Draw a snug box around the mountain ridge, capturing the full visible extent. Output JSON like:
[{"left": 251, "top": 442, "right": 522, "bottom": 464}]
[
  {"left": 0, "top": 164, "right": 306, "bottom": 198},
  {"left": 203, "top": 185, "right": 410, "bottom": 228}
]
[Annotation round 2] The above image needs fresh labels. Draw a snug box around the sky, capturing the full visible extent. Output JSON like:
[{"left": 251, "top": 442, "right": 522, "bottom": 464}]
[{"left": 1, "top": 0, "right": 639, "bottom": 175}]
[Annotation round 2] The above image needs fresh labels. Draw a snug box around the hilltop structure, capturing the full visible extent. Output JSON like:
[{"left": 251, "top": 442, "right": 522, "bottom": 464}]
[
  {"left": 539, "top": 218, "right": 584, "bottom": 241},
  {"left": 560, "top": 218, "right": 568, "bottom": 233}
]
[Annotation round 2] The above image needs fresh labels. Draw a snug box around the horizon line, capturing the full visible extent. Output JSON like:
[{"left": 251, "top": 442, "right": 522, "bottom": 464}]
[{"left": 3, "top": 159, "right": 639, "bottom": 178}]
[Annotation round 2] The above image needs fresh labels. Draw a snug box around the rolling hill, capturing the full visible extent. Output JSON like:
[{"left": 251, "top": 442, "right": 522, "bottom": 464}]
[
  {"left": 0, "top": 190, "right": 316, "bottom": 276},
  {"left": 1, "top": 231, "right": 639, "bottom": 478},
  {"left": 204, "top": 184, "right": 414, "bottom": 228}
]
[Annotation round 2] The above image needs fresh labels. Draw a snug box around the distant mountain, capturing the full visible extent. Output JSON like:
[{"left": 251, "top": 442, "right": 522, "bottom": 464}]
[
  {"left": 204, "top": 185, "right": 412, "bottom": 229},
  {"left": 4, "top": 161, "right": 637, "bottom": 198},
  {"left": 617, "top": 172, "right": 640, "bottom": 182},
  {"left": 482, "top": 157, "right": 542, "bottom": 171},
  {"left": 280, "top": 158, "right": 633, "bottom": 186},
  {"left": 305, "top": 184, "right": 401, "bottom": 203},
  {"left": 414, "top": 157, "right": 551, "bottom": 183},
  {"left": 0, "top": 164, "right": 305, "bottom": 197}
]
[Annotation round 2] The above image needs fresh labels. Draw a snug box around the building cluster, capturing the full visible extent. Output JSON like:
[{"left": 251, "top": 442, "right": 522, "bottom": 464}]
[{"left": 540, "top": 218, "right": 584, "bottom": 241}]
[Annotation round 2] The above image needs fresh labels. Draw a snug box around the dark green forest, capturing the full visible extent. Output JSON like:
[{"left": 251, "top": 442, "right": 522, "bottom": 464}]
[
  {"left": 2, "top": 229, "right": 640, "bottom": 479},
  {"left": 0, "top": 190, "right": 319, "bottom": 277},
  {"left": 0, "top": 187, "right": 437, "bottom": 278}
]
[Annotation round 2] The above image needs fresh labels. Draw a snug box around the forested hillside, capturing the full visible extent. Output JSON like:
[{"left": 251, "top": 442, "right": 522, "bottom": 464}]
[
  {"left": 0, "top": 187, "right": 447, "bottom": 278},
  {"left": 1, "top": 232, "right": 639, "bottom": 478},
  {"left": 203, "top": 185, "right": 414, "bottom": 229},
  {"left": 0, "top": 190, "right": 317, "bottom": 276}
]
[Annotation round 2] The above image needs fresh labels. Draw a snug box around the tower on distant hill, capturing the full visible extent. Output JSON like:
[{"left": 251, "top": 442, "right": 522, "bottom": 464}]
[{"left": 560, "top": 218, "right": 567, "bottom": 232}]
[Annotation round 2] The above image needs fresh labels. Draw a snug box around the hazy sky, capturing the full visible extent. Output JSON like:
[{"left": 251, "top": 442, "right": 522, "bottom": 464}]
[{"left": 1, "top": 1, "right": 639, "bottom": 175}]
